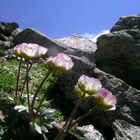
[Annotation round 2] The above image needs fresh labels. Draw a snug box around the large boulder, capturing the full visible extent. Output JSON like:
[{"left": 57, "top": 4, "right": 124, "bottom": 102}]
[{"left": 95, "top": 15, "right": 140, "bottom": 89}]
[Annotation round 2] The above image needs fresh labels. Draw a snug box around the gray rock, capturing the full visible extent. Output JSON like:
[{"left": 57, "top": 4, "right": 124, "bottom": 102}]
[
  {"left": 76, "top": 125, "right": 105, "bottom": 140},
  {"left": 0, "top": 34, "right": 8, "bottom": 41},
  {"left": 111, "top": 14, "right": 140, "bottom": 32},
  {"left": 0, "top": 22, "right": 19, "bottom": 36},
  {"left": 0, "top": 41, "right": 11, "bottom": 49},
  {"left": 0, "top": 22, "right": 19, "bottom": 50},
  {"left": 95, "top": 15, "right": 140, "bottom": 89},
  {"left": 113, "top": 120, "right": 140, "bottom": 140}
]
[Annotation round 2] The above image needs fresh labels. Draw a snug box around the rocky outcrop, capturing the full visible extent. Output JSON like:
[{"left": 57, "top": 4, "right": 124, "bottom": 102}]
[
  {"left": 0, "top": 22, "right": 19, "bottom": 50},
  {"left": 111, "top": 15, "right": 140, "bottom": 32},
  {"left": 95, "top": 15, "right": 140, "bottom": 89},
  {"left": 76, "top": 125, "right": 105, "bottom": 140},
  {"left": 113, "top": 120, "right": 140, "bottom": 140}
]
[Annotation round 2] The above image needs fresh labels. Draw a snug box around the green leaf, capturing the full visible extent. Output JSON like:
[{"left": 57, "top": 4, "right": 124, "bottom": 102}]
[
  {"left": 34, "top": 122, "right": 42, "bottom": 134},
  {"left": 41, "top": 125, "right": 48, "bottom": 133},
  {"left": 42, "top": 133, "right": 48, "bottom": 140},
  {"left": 14, "top": 105, "right": 28, "bottom": 112}
]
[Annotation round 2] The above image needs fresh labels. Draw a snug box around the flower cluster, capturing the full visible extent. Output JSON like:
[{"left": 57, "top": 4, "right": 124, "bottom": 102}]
[
  {"left": 13, "top": 43, "right": 74, "bottom": 138},
  {"left": 75, "top": 75, "right": 117, "bottom": 111},
  {"left": 12, "top": 42, "right": 117, "bottom": 140}
]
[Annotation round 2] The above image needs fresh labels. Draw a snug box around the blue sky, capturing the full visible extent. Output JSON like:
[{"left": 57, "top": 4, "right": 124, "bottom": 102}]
[{"left": 0, "top": 0, "right": 140, "bottom": 38}]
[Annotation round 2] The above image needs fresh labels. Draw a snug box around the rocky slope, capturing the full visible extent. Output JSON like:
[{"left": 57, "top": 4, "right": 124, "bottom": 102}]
[{"left": 1, "top": 16, "right": 140, "bottom": 140}]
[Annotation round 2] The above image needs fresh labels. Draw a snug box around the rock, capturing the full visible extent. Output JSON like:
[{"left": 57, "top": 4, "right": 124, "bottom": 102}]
[
  {"left": 0, "top": 22, "right": 19, "bottom": 50},
  {"left": 0, "top": 41, "right": 11, "bottom": 49},
  {"left": 53, "top": 122, "right": 105, "bottom": 140},
  {"left": 0, "top": 34, "right": 8, "bottom": 41},
  {"left": 95, "top": 15, "right": 140, "bottom": 89},
  {"left": 0, "top": 22, "right": 19, "bottom": 36},
  {"left": 76, "top": 125, "right": 105, "bottom": 140},
  {"left": 113, "top": 120, "right": 140, "bottom": 140},
  {"left": 111, "top": 15, "right": 140, "bottom": 32},
  {"left": 13, "top": 28, "right": 96, "bottom": 63}
]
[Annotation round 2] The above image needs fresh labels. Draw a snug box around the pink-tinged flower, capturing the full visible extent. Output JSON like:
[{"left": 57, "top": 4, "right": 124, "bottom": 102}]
[
  {"left": 76, "top": 75, "right": 102, "bottom": 95},
  {"left": 44, "top": 53, "right": 74, "bottom": 74},
  {"left": 13, "top": 43, "right": 27, "bottom": 57},
  {"left": 94, "top": 88, "right": 117, "bottom": 111},
  {"left": 13, "top": 43, "right": 48, "bottom": 59}
]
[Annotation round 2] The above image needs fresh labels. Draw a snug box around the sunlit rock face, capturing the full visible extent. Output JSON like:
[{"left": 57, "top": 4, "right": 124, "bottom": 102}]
[{"left": 95, "top": 15, "right": 140, "bottom": 89}]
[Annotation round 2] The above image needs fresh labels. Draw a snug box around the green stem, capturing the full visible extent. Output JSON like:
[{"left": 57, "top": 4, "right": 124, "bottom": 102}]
[
  {"left": 68, "top": 107, "right": 96, "bottom": 129},
  {"left": 35, "top": 77, "right": 57, "bottom": 116},
  {"left": 20, "top": 62, "right": 33, "bottom": 97},
  {"left": 15, "top": 58, "right": 22, "bottom": 97},
  {"left": 31, "top": 72, "right": 50, "bottom": 112},
  {"left": 58, "top": 106, "right": 96, "bottom": 140},
  {"left": 56, "top": 93, "right": 86, "bottom": 140},
  {"left": 26, "top": 61, "right": 30, "bottom": 111}
]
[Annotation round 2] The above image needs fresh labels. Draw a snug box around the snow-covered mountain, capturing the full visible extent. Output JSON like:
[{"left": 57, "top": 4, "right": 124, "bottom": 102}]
[{"left": 55, "top": 34, "right": 97, "bottom": 52}]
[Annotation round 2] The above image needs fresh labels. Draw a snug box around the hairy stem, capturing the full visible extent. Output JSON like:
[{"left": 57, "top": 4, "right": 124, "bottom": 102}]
[
  {"left": 26, "top": 61, "right": 30, "bottom": 110},
  {"left": 35, "top": 77, "right": 57, "bottom": 115},
  {"left": 69, "top": 107, "right": 96, "bottom": 129},
  {"left": 20, "top": 62, "right": 33, "bottom": 97},
  {"left": 15, "top": 58, "right": 22, "bottom": 97},
  {"left": 57, "top": 106, "right": 96, "bottom": 140},
  {"left": 56, "top": 93, "right": 86, "bottom": 140},
  {"left": 31, "top": 72, "right": 50, "bottom": 112}
]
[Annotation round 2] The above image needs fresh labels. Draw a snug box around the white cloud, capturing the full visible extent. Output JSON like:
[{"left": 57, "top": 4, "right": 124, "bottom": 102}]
[{"left": 82, "top": 30, "right": 110, "bottom": 42}]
